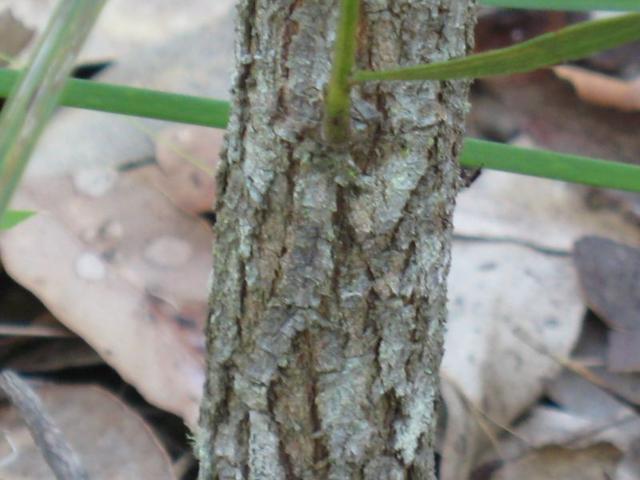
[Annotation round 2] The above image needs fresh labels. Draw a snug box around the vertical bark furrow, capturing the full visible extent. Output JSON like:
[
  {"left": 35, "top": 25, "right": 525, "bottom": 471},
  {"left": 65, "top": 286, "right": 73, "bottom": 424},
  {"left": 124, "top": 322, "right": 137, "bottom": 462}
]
[{"left": 199, "top": 1, "right": 475, "bottom": 478}]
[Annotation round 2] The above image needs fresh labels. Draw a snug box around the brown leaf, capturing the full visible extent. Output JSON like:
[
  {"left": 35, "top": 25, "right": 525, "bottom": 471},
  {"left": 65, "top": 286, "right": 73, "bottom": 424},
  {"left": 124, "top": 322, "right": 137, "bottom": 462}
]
[
  {"left": 468, "top": 11, "right": 640, "bottom": 235},
  {"left": 0, "top": 383, "right": 175, "bottom": 479},
  {"left": 440, "top": 240, "right": 584, "bottom": 480},
  {"left": 498, "top": 405, "right": 638, "bottom": 459},
  {"left": 466, "top": 68, "right": 640, "bottom": 243},
  {"left": 1, "top": 165, "right": 211, "bottom": 424},
  {"left": 0, "top": 9, "right": 236, "bottom": 425},
  {"left": 441, "top": 119, "right": 640, "bottom": 478},
  {"left": 468, "top": 70, "right": 640, "bottom": 166},
  {"left": 492, "top": 443, "right": 622, "bottom": 480},
  {"left": 2, "top": 0, "right": 236, "bottom": 63},
  {"left": 552, "top": 315, "right": 640, "bottom": 409},
  {"left": 0, "top": 9, "right": 33, "bottom": 63},
  {"left": 574, "top": 237, "right": 640, "bottom": 372},
  {"left": 0, "top": 371, "right": 89, "bottom": 480},
  {"left": 617, "top": 439, "right": 640, "bottom": 480},
  {"left": 554, "top": 66, "right": 640, "bottom": 112},
  {"left": 148, "top": 125, "right": 223, "bottom": 215},
  {"left": 454, "top": 169, "right": 640, "bottom": 252},
  {"left": 475, "top": 385, "right": 640, "bottom": 477},
  {"left": 547, "top": 368, "right": 639, "bottom": 422}
]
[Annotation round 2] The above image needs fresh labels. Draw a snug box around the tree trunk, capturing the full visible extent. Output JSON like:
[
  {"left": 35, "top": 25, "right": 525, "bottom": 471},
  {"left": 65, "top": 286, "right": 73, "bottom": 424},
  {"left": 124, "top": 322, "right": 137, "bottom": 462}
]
[{"left": 197, "top": 1, "right": 475, "bottom": 478}]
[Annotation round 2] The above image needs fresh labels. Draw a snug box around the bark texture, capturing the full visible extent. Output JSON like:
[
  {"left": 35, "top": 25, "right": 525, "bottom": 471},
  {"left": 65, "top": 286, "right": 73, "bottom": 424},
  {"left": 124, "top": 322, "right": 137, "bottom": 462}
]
[{"left": 198, "top": 1, "right": 475, "bottom": 478}]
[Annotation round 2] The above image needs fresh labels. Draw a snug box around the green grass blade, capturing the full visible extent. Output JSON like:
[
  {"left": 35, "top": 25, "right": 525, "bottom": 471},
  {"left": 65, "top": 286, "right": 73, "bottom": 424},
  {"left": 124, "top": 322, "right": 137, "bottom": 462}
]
[
  {"left": 62, "top": 78, "right": 231, "bottom": 129},
  {"left": 0, "top": 210, "right": 34, "bottom": 230},
  {"left": 0, "top": 68, "right": 231, "bottom": 129},
  {"left": 1, "top": 69, "right": 640, "bottom": 194},
  {"left": 352, "top": 13, "right": 640, "bottom": 82},
  {"left": 461, "top": 139, "right": 640, "bottom": 192},
  {"left": 0, "top": 0, "right": 105, "bottom": 222},
  {"left": 480, "top": 0, "right": 640, "bottom": 11}
]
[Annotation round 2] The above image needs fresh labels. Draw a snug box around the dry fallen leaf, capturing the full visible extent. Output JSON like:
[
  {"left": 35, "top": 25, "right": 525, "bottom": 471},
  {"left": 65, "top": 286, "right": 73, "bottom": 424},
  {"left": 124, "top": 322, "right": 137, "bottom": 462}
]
[
  {"left": 492, "top": 443, "right": 622, "bottom": 480},
  {"left": 441, "top": 158, "right": 640, "bottom": 478},
  {"left": 0, "top": 0, "right": 236, "bottom": 63},
  {"left": 500, "top": 405, "right": 638, "bottom": 456},
  {"left": 535, "top": 314, "right": 640, "bottom": 480},
  {"left": 477, "top": 404, "right": 639, "bottom": 480},
  {"left": 440, "top": 240, "right": 584, "bottom": 480},
  {"left": 467, "top": 58, "right": 640, "bottom": 242},
  {"left": 547, "top": 368, "right": 640, "bottom": 429},
  {"left": 454, "top": 170, "right": 640, "bottom": 252},
  {"left": 554, "top": 66, "right": 640, "bottom": 112},
  {"left": 468, "top": 70, "right": 640, "bottom": 167},
  {"left": 149, "top": 125, "right": 223, "bottom": 216},
  {"left": 0, "top": 8, "right": 33, "bottom": 63},
  {"left": 0, "top": 175, "right": 211, "bottom": 425},
  {"left": 0, "top": 9, "right": 235, "bottom": 426},
  {"left": 554, "top": 314, "right": 640, "bottom": 408},
  {"left": 459, "top": 23, "right": 640, "bottom": 476},
  {"left": 0, "top": 383, "right": 175, "bottom": 479},
  {"left": 574, "top": 237, "right": 640, "bottom": 372},
  {"left": 617, "top": 439, "right": 640, "bottom": 480},
  {"left": 1, "top": 11, "right": 638, "bottom": 480}
]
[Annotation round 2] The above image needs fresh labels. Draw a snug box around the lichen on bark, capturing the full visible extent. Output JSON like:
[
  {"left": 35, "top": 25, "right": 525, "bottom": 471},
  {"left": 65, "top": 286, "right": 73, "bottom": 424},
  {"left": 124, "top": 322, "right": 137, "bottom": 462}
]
[{"left": 197, "top": 1, "right": 476, "bottom": 478}]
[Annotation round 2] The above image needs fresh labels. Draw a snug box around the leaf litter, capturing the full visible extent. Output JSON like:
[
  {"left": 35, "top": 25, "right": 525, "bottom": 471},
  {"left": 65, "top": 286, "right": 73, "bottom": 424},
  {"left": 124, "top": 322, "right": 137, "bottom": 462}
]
[
  {"left": 439, "top": 8, "right": 640, "bottom": 479},
  {"left": 0, "top": 382, "right": 175, "bottom": 479},
  {"left": 0, "top": 3, "right": 639, "bottom": 479},
  {"left": 0, "top": 1, "right": 234, "bottom": 477}
]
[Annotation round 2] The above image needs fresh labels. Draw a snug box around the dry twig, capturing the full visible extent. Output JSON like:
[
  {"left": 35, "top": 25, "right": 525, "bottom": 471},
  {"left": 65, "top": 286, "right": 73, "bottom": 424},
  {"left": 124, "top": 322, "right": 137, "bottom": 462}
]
[{"left": 0, "top": 370, "right": 89, "bottom": 480}]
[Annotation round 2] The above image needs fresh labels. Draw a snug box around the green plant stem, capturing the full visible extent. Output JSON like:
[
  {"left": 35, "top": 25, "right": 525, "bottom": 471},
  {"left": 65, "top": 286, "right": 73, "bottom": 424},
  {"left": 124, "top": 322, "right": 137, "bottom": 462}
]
[
  {"left": 0, "top": 68, "right": 231, "bottom": 128},
  {"left": 323, "top": 0, "right": 360, "bottom": 145},
  {"left": 462, "top": 139, "right": 640, "bottom": 192},
  {"left": 351, "top": 13, "right": 640, "bottom": 82},
  {"left": 480, "top": 0, "right": 640, "bottom": 11},
  {"left": 0, "top": 0, "right": 106, "bottom": 221}
]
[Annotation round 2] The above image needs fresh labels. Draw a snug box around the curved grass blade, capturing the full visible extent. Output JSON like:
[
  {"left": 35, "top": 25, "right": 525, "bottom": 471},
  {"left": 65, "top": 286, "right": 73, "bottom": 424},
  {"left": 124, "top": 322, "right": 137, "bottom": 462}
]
[
  {"left": 480, "top": 0, "right": 640, "bottom": 11},
  {"left": 0, "top": 210, "right": 34, "bottom": 230},
  {"left": 0, "top": 68, "right": 231, "bottom": 129},
  {"left": 461, "top": 139, "right": 640, "bottom": 193},
  {"left": 0, "top": 0, "right": 105, "bottom": 222},
  {"left": 352, "top": 13, "right": 640, "bottom": 82}
]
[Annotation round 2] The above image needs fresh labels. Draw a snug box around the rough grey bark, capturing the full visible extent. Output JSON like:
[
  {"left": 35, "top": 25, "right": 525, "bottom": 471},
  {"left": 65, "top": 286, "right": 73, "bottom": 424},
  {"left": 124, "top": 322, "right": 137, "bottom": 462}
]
[{"left": 197, "top": 1, "right": 475, "bottom": 478}]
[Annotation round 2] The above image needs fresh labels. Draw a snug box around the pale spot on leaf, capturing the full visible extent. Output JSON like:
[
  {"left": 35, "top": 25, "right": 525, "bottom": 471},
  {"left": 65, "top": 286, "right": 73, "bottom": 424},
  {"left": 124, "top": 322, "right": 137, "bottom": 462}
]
[
  {"left": 73, "top": 167, "right": 118, "bottom": 197},
  {"left": 75, "top": 253, "right": 106, "bottom": 281},
  {"left": 144, "top": 236, "right": 192, "bottom": 267}
]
